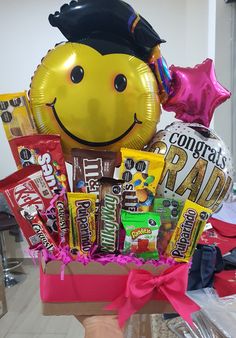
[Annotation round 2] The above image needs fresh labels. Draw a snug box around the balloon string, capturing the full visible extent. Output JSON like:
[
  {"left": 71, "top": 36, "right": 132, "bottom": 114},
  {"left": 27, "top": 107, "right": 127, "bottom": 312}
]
[
  {"left": 157, "top": 57, "right": 172, "bottom": 93},
  {"left": 128, "top": 13, "right": 140, "bottom": 34}
]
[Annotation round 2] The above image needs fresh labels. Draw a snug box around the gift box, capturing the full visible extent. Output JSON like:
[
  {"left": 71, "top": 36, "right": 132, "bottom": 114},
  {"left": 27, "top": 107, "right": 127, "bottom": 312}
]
[
  {"left": 214, "top": 270, "right": 236, "bottom": 297},
  {"left": 40, "top": 257, "right": 199, "bottom": 326}
]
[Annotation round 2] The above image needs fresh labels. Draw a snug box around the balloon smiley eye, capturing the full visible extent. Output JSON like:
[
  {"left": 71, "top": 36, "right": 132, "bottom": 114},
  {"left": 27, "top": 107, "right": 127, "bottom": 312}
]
[
  {"left": 71, "top": 66, "right": 84, "bottom": 83},
  {"left": 114, "top": 74, "right": 127, "bottom": 92}
]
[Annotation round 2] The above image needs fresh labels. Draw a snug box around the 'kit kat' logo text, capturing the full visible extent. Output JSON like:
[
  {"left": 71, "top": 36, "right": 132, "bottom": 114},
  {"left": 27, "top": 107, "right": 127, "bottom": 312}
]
[{"left": 14, "top": 182, "right": 44, "bottom": 210}]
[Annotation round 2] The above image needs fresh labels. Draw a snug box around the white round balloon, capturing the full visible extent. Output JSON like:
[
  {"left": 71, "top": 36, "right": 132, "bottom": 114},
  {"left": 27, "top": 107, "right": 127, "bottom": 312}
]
[{"left": 147, "top": 122, "right": 233, "bottom": 212}]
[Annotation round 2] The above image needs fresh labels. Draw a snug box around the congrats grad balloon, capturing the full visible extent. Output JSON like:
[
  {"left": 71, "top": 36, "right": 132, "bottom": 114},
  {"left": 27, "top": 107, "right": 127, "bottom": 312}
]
[
  {"left": 147, "top": 122, "right": 233, "bottom": 212},
  {"left": 30, "top": 0, "right": 171, "bottom": 160}
]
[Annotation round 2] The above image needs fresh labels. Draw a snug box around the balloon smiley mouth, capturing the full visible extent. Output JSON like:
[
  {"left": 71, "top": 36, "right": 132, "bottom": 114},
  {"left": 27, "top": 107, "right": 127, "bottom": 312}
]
[{"left": 46, "top": 97, "right": 143, "bottom": 147}]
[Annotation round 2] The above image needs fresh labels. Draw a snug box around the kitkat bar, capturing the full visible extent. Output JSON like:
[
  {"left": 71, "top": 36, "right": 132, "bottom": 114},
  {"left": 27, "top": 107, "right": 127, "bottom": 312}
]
[
  {"left": 0, "top": 165, "right": 53, "bottom": 248},
  {"left": 72, "top": 148, "right": 117, "bottom": 214},
  {"left": 9, "top": 134, "right": 70, "bottom": 193}
]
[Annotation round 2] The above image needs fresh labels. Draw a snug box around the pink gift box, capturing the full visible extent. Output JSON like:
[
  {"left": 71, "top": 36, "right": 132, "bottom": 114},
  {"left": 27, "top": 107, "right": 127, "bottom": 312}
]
[
  {"left": 40, "top": 258, "right": 173, "bottom": 316},
  {"left": 40, "top": 257, "right": 199, "bottom": 327}
]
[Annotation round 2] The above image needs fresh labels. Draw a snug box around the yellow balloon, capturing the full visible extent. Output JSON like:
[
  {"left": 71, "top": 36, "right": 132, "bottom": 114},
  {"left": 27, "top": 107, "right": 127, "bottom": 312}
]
[{"left": 30, "top": 42, "right": 160, "bottom": 160}]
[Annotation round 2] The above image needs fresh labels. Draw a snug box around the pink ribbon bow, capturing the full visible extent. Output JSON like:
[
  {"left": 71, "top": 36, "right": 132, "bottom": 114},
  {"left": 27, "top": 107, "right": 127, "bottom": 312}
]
[{"left": 106, "top": 264, "right": 200, "bottom": 327}]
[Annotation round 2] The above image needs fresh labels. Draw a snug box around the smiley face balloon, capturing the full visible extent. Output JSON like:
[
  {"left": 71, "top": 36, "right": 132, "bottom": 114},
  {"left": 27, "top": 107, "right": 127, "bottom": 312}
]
[{"left": 30, "top": 0, "right": 169, "bottom": 160}]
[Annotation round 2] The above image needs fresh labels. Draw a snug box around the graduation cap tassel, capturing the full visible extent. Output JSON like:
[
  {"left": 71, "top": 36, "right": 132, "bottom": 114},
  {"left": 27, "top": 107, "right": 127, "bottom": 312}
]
[
  {"left": 128, "top": 12, "right": 140, "bottom": 33},
  {"left": 149, "top": 45, "right": 172, "bottom": 104}
]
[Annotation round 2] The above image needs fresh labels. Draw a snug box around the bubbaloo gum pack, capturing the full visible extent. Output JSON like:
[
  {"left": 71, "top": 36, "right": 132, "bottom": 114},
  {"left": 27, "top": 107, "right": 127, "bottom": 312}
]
[
  {"left": 67, "top": 192, "right": 96, "bottom": 256},
  {"left": 119, "top": 148, "right": 164, "bottom": 212},
  {"left": 121, "top": 209, "right": 161, "bottom": 260},
  {"left": 9, "top": 134, "right": 70, "bottom": 193},
  {"left": 0, "top": 165, "right": 53, "bottom": 249},
  {"left": 0, "top": 91, "right": 37, "bottom": 140},
  {"left": 165, "top": 200, "right": 212, "bottom": 262}
]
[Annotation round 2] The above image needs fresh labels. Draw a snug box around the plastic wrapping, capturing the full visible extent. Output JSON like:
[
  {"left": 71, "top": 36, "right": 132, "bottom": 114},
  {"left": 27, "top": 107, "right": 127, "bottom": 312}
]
[
  {"left": 169, "top": 288, "right": 236, "bottom": 338},
  {"left": 168, "top": 313, "right": 225, "bottom": 338},
  {"left": 189, "top": 288, "right": 236, "bottom": 338}
]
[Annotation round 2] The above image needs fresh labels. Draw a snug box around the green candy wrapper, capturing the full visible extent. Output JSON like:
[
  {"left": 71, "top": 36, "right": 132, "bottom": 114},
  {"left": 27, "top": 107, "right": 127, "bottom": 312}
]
[
  {"left": 153, "top": 198, "right": 182, "bottom": 254},
  {"left": 121, "top": 210, "right": 161, "bottom": 260}
]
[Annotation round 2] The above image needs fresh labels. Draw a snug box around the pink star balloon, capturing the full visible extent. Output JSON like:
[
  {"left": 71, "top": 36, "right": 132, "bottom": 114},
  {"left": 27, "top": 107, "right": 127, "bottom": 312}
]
[{"left": 162, "top": 58, "right": 231, "bottom": 127}]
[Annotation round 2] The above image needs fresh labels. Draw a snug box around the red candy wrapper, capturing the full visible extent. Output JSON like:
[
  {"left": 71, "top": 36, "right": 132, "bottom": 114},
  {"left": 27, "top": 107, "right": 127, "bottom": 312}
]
[
  {"left": 9, "top": 134, "right": 70, "bottom": 245},
  {"left": 9, "top": 134, "right": 70, "bottom": 193},
  {"left": 23, "top": 205, "right": 60, "bottom": 256},
  {"left": 0, "top": 165, "right": 53, "bottom": 248},
  {"left": 54, "top": 191, "right": 69, "bottom": 245}
]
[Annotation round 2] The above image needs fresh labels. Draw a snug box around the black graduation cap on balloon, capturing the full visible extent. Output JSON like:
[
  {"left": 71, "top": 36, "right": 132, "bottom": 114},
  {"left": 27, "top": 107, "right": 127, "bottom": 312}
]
[{"left": 48, "top": 0, "right": 166, "bottom": 61}]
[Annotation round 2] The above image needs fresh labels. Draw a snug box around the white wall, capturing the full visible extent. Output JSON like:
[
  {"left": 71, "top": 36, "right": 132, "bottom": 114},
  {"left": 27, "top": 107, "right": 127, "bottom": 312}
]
[
  {"left": 0, "top": 1, "right": 65, "bottom": 179},
  {"left": 0, "top": 0, "right": 210, "bottom": 180},
  {"left": 0, "top": 0, "right": 211, "bottom": 257},
  {"left": 213, "top": 0, "right": 236, "bottom": 179},
  {"left": 129, "top": 0, "right": 209, "bottom": 131}
]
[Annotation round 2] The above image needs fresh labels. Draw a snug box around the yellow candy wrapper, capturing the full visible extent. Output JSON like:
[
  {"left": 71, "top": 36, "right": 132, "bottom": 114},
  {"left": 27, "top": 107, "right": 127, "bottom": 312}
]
[
  {"left": 0, "top": 91, "right": 37, "bottom": 140},
  {"left": 67, "top": 192, "right": 96, "bottom": 255},
  {"left": 165, "top": 200, "right": 212, "bottom": 262},
  {"left": 119, "top": 148, "right": 164, "bottom": 212}
]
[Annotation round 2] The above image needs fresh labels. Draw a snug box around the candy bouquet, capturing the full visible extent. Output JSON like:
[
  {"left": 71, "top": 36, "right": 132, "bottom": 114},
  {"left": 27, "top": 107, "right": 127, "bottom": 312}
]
[
  {"left": 0, "top": 0, "right": 233, "bottom": 330},
  {"left": 0, "top": 94, "right": 206, "bottom": 326}
]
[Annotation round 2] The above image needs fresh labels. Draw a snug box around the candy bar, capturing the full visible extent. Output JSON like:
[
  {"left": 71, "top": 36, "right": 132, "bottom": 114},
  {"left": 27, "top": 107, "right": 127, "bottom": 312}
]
[
  {"left": 97, "top": 177, "right": 123, "bottom": 254},
  {"left": 9, "top": 134, "right": 71, "bottom": 245},
  {"left": 67, "top": 192, "right": 96, "bottom": 255},
  {"left": 23, "top": 205, "right": 60, "bottom": 256},
  {"left": 165, "top": 200, "right": 212, "bottom": 262},
  {"left": 54, "top": 191, "right": 69, "bottom": 245},
  {"left": 0, "top": 165, "right": 53, "bottom": 248}
]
